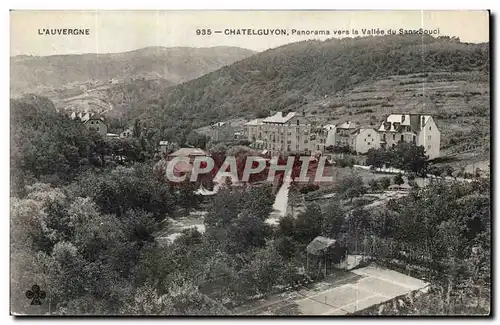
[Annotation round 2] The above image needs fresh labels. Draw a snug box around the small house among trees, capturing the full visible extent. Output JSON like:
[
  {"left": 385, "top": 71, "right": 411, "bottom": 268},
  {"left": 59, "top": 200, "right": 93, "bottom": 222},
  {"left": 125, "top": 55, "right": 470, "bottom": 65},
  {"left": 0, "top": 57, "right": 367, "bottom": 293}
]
[{"left": 306, "top": 236, "right": 347, "bottom": 278}]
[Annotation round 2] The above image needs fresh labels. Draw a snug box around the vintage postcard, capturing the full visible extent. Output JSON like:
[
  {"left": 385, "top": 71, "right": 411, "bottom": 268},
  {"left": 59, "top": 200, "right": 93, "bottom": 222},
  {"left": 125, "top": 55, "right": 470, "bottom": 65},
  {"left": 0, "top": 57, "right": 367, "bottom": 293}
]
[{"left": 10, "top": 10, "right": 490, "bottom": 316}]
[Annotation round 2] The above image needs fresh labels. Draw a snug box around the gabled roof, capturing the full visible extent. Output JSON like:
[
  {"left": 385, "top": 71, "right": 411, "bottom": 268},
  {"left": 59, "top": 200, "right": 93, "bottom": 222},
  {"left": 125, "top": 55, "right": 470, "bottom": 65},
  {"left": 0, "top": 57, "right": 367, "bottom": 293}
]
[
  {"left": 323, "top": 124, "right": 336, "bottom": 130},
  {"left": 337, "top": 121, "right": 358, "bottom": 129},
  {"left": 86, "top": 113, "right": 105, "bottom": 122},
  {"left": 262, "top": 112, "right": 297, "bottom": 124},
  {"left": 212, "top": 121, "right": 228, "bottom": 127},
  {"left": 378, "top": 114, "right": 433, "bottom": 133},
  {"left": 306, "top": 236, "right": 337, "bottom": 255},
  {"left": 350, "top": 127, "right": 378, "bottom": 135},
  {"left": 169, "top": 148, "right": 208, "bottom": 157},
  {"left": 245, "top": 118, "right": 264, "bottom": 126}
]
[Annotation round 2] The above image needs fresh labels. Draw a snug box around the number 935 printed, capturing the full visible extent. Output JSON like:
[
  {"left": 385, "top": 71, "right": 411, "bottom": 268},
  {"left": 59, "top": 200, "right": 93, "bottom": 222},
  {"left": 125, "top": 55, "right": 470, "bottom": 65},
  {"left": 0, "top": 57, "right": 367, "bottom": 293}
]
[{"left": 196, "top": 29, "right": 212, "bottom": 35}]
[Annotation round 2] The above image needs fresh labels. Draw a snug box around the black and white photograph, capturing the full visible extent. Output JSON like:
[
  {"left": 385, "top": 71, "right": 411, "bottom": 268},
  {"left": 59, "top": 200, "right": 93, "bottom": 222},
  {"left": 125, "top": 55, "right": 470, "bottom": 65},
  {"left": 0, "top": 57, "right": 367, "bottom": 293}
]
[{"left": 9, "top": 9, "right": 491, "bottom": 316}]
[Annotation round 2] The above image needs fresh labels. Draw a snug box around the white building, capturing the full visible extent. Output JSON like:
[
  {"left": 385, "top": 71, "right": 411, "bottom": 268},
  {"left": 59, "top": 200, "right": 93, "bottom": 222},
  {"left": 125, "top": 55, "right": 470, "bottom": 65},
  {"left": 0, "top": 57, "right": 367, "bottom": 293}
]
[{"left": 377, "top": 114, "right": 441, "bottom": 160}]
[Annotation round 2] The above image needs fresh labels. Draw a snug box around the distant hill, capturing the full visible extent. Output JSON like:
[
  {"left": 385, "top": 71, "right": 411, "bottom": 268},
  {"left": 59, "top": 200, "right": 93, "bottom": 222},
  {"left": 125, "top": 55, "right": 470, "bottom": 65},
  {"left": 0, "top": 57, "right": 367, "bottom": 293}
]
[
  {"left": 10, "top": 46, "right": 256, "bottom": 96},
  {"left": 132, "top": 35, "right": 489, "bottom": 167}
]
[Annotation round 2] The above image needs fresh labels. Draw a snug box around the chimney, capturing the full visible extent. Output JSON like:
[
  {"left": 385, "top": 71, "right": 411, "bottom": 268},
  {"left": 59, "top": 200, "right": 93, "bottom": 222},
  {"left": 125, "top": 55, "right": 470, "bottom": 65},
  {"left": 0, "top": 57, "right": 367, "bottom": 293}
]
[{"left": 401, "top": 115, "right": 405, "bottom": 123}]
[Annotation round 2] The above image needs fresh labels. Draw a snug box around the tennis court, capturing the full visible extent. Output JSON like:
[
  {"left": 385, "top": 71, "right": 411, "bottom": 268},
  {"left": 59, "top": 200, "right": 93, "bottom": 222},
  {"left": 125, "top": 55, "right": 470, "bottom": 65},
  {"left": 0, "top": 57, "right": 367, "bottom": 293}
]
[{"left": 232, "top": 264, "right": 428, "bottom": 315}]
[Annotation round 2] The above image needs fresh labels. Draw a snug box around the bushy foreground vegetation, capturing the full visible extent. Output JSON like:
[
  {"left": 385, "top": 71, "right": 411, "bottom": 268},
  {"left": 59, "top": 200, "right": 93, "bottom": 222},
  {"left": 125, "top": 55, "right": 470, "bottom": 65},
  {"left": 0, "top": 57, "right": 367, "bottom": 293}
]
[{"left": 11, "top": 82, "right": 490, "bottom": 315}]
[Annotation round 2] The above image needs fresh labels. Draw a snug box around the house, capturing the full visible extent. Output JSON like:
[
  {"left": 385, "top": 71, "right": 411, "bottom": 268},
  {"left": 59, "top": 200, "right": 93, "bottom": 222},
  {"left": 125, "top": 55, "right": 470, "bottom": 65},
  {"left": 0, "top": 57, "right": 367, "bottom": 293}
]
[
  {"left": 244, "top": 118, "right": 264, "bottom": 143},
  {"left": 210, "top": 122, "right": 235, "bottom": 142},
  {"left": 310, "top": 127, "right": 328, "bottom": 154},
  {"left": 168, "top": 148, "right": 209, "bottom": 162},
  {"left": 335, "top": 121, "right": 359, "bottom": 147},
  {"left": 120, "top": 128, "right": 133, "bottom": 139},
  {"left": 306, "top": 236, "right": 347, "bottom": 276},
  {"left": 323, "top": 124, "right": 337, "bottom": 147},
  {"left": 84, "top": 114, "right": 108, "bottom": 136},
  {"left": 377, "top": 114, "right": 441, "bottom": 160},
  {"left": 70, "top": 111, "right": 90, "bottom": 123},
  {"left": 234, "top": 131, "right": 245, "bottom": 140},
  {"left": 245, "top": 111, "right": 313, "bottom": 155},
  {"left": 348, "top": 128, "right": 381, "bottom": 154},
  {"left": 159, "top": 141, "right": 179, "bottom": 155},
  {"left": 167, "top": 148, "right": 210, "bottom": 181}
]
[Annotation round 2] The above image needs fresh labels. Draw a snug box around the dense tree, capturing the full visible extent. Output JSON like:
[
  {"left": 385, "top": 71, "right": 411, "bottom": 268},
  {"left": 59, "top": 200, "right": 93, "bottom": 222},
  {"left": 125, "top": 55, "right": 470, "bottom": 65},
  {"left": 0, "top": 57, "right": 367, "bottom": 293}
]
[
  {"left": 394, "top": 173, "right": 404, "bottom": 186},
  {"left": 335, "top": 173, "right": 366, "bottom": 202},
  {"left": 379, "top": 177, "right": 392, "bottom": 190},
  {"left": 391, "top": 142, "right": 429, "bottom": 176},
  {"left": 71, "top": 164, "right": 175, "bottom": 220},
  {"left": 321, "top": 200, "right": 346, "bottom": 238},
  {"left": 367, "top": 143, "right": 429, "bottom": 176},
  {"left": 368, "top": 179, "right": 379, "bottom": 192},
  {"left": 294, "top": 203, "right": 323, "bottom": 243}
]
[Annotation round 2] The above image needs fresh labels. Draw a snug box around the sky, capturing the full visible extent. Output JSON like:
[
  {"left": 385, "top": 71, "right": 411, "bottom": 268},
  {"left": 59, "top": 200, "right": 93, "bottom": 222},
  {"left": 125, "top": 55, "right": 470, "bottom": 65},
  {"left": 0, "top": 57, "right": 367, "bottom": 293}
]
[{"left": 10, "top": 10, "right": 490, "bottom": 56}]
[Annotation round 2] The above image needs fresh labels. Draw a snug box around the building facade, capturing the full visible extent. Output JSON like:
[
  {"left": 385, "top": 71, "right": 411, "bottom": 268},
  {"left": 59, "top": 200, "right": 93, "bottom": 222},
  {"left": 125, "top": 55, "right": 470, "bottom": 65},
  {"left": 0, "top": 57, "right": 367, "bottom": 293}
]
[
  {"left": 243, "top": 111, "right": 440, "bottom": 159},
  {"left": 310, "top": 127, "right": 328, "bottom": 154},
  {"left": 84, "top": 115, "right": 108, "bottom": 137},
  {"left": 348, "top": 128, "right": 381, "bottom": 154},
  {"left": 323, "top": 124, "right": 337, "bottom": 147},
  {"left": 244, "top": 118, "right": 264, "bottom": 143},
  {"left": 120, "top": 128, "right": 133, "bottom": 139},
  {"left": 377, "top": 114, "right": 441, "bottom": 160},
  {"left": 210, "top": 122, "right": 235, "bottom": 142},
  {"left": 335, "top": 121, "right": 359, "bottom": 147},
  {"left": 246, "top": 112, "right": 313, "bottom": 155}
]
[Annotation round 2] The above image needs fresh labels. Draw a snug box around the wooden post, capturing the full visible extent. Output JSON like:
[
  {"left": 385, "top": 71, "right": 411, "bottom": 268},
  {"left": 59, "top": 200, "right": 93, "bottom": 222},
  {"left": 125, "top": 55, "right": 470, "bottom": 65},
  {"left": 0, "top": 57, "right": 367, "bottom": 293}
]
[
  {"left": 324, "top": 252, "right": 327, "bottom": 279},
  {"left": 306, "top": 253, "right": 309, "bottom": 275}
]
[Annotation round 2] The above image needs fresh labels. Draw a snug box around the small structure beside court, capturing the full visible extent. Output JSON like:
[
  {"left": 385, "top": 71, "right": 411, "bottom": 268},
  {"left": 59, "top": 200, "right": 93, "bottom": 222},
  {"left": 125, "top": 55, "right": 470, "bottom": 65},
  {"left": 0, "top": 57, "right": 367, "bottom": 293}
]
[{"left": 306, "top": 236, "right": 347, "bottom": 278}]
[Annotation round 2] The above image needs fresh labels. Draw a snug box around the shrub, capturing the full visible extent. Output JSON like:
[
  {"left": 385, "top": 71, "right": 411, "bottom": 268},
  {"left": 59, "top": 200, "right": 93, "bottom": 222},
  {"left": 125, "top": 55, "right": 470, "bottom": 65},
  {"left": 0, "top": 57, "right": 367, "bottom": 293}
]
[
  {"left": 379, "top": 177, "right": 392, "bottom": 190},
  {"left": 393, "top": 173, "right": 404, "bottom": 185},
  {"left": 299, "top": 183, "right": 320, "bottom": 194}
]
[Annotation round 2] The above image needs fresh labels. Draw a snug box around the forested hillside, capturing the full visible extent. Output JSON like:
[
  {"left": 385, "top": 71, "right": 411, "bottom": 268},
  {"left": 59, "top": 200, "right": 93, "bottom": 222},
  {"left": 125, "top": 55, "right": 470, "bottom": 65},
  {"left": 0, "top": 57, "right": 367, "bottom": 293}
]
[
  {"left": 134, "top": 35, "right": 489, "bottom": 154},
  {"left": 10, "top": 46, "right": 255, "bottom": 96}
]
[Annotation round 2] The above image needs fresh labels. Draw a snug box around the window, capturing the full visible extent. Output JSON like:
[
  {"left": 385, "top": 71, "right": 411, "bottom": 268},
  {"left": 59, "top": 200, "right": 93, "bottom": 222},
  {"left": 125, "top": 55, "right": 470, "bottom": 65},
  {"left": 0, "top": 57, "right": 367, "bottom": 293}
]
[
  {"left": 429, "top": 126, "right": 432, "bottom": 131},
  {"left": 382, "top": 134, "right": 386, "bottom": 141},
  {"left": 428, "top": 135, "right": 431, "bottom": 140},
  {"left": 317, "top": 145, "right": 320, "bottom": 150},
  {"left": 393, "top": 134, "right": 396, "bottom": 140},
  {"left": 428, "top": 145, "right": 431, "bottom": 149},
  {"left": 367, "top": 142, "right": 371, "bottom": 145},
  {"left": 400, "top": 134, "right": 404, "bottom": 142},
  {"left": 304, "top": 140, "right": 308, "bottom": 144},
  {"left": 296, "top": 120, "right": 299, "bottom": 126}
]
